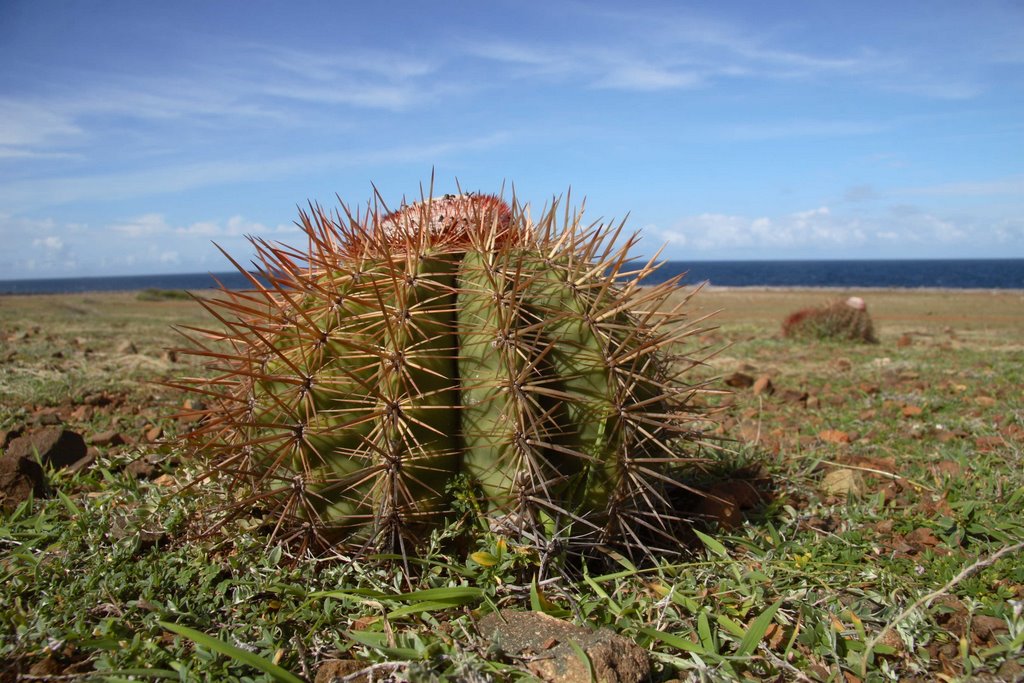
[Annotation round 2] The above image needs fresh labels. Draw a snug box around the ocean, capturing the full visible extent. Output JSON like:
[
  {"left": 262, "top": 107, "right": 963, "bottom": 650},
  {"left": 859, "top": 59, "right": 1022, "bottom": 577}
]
[{"left": 1, "top": 259, "right": 1022, "bottom": 295}]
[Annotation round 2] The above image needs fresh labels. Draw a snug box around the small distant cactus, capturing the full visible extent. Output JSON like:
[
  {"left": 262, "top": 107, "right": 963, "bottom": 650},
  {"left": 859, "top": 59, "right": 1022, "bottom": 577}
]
[
  {"left": 782, "top": 296, "right": 878, "bottom": 343},
  {"left": 173, "top": 187, "right": 712, "bottom": 558}
]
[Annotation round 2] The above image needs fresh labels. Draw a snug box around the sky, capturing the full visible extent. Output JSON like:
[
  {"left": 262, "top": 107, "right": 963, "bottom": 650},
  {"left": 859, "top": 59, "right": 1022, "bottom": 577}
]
[{"left": 1, "top": 0, "right": 1023, "bottom": 280}]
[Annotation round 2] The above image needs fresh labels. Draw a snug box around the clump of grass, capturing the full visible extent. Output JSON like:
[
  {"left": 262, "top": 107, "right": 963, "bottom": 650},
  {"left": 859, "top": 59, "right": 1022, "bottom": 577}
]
[{"left": 136, "top": 288, "right": 191, "bottom": 301}]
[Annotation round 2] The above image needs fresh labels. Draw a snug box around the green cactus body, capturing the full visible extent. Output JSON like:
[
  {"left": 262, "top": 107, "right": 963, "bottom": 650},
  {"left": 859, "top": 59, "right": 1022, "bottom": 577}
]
[{"left": 176, "top": 191, "right": 710, "bottom": 556}]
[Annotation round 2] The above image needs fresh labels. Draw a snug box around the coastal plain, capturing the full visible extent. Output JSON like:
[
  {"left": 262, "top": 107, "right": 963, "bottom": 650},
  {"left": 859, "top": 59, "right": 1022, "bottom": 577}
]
[{"left": 1, "top": 286, "right": 1022, "bottom": 681}]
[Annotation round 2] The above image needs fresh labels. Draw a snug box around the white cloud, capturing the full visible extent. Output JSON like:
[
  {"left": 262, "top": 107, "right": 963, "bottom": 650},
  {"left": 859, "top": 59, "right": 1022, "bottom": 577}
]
[
  {"left": 595, "top": 63, "right": 702, "bottom": 91},
  {"left": 32, "top": 235, "right": 64, "bottom": 250},
  {"left": 108, "top": 213, "right": 295, "bottom": 240},
  {"left": 111, "top": 213, "right": 170, "bottom": 238},
  {"left": 0, "top": 99, "right": 82, "bottom": 148},
  {"left": 0, "top": 132, "right": 511, "bottom": 213},
  {"left": 653, "top": 203, "right": 1008, "bottom": 257}
]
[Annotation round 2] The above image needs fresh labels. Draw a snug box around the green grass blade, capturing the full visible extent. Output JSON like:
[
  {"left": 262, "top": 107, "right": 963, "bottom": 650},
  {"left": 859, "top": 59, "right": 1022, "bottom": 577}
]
[
  {"left": 158, "top": 621, "right": 305, "bottom": 683},
  {"left": 639, "top": 627, "right": 714, "bottom": 657},
  {"left": 736, "top": 600, "right": 783, "bottom": 657},
  {"left": 696, "top": 612, "right": 717, "bottom": 654},
  {"left": 693, "top": 529, "right": 729, "bottom": 558}
]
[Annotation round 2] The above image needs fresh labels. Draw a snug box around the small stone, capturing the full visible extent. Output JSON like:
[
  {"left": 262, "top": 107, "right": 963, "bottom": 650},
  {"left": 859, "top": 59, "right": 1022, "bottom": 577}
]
[
  {"left": 820, "top": 468, "right": 862, "bottom": 498},
  {"left": 970, "top": 615, "right": 1008, "bottom": 644},
  {"left": 724, "top": 372, "right": 755, "bottom": 389},
  {"left": 896, "top": 334, "right": 912, "bottom": 348},
  {"left": 69, "top": 404, "right": 94, "bottom": 422},
  {"left": 6, "top": 427, "right": 88, "bottom": 470},
  {"left": 91, "top": 430, "right": 126, "bottom": 448},
  {"left": 315, "top": 659, "right": 370, "bottom": 683},
  {"left": 126, "top": 455, "right": 160, "bottom": 480},
  {"left": 752, "top": 375, "right": 774, "bottom": 396},
  {"left": 84, "top": 393, "right": 115, "bottom": 407},
  {"left": 479, "top": 610, "right": 650, "bottom": 683},
  {"left": 901, "top": 405, "right": 923, "bottom": 417},
  {"left": 35, "top": 412, "right": 63, "bottom": 426},
  {"left": 818, "top": 429, "right": 851, "bottom": 444},
  {"left": 780, "top": 389, "right": 809, "bottom": 405}
]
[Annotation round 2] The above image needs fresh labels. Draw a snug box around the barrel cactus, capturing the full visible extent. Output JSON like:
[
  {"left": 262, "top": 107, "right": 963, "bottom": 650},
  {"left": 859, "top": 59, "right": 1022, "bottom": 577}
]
[
  {"left": 175, "top": 188, "right": 713, "bottom": 558},
  {"left": 782, "top": 296, "right": 878, "bottom": 343}
]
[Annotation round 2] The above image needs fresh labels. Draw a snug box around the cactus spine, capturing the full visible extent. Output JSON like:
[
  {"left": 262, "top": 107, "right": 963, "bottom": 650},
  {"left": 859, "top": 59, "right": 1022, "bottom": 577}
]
[{"left": 176, "top": 189, "right": 710, "bottom": 557}]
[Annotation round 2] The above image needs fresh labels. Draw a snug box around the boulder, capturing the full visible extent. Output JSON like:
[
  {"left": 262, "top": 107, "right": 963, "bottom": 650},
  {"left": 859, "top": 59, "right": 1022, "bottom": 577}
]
[{"left": 6, "top": 427, "right": 87, "bottom": 470}]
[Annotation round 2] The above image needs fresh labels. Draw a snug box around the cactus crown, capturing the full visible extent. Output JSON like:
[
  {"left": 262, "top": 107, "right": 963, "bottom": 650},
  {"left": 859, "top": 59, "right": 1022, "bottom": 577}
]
[{"left": 173, "top": 186, "right": 715, "bottom": 560}]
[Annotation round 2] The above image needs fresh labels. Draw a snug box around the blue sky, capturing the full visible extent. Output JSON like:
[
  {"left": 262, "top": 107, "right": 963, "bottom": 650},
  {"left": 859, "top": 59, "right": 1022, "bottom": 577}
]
[{"left": 2, "top": 0, "right": 1022, "bottom": 279}]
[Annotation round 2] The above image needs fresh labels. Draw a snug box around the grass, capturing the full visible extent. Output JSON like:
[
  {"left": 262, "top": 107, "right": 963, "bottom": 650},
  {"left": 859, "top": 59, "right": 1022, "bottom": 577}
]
[{"left": 1, "top": 287, "right": 1022, "bottom": 681}]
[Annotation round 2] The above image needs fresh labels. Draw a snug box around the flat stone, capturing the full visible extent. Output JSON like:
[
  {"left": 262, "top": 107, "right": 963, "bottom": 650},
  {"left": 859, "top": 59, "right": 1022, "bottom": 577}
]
[
  {"left": 91, "top": 430, "right": 126, "bottom": 448},
  {"left": 478, "top": 610, "right": 649, "bottom": 683},
  {"left": 126, "top": 455, "right": 160, "bottom": 480},
  {"left": 724, "top": 372, "right": 755, "bottom": 389},
  {"left": 752, "top": 375, "right": 775, "bottom": 396},
  {"left": 315, "top": 659, "right": 370, "bottom": 683},
  {"left": 820, "top": 468, "right": 862, "bottom": 498}
]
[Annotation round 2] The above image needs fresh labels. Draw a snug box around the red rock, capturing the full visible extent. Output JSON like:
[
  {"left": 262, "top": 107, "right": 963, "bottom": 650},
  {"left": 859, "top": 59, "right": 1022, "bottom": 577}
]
[
  {"left": 126, "top": 455, "right": 160, "bottom": 479},
  {"left": 91, "top": 430, "right": 126, "bottom": 448},
  {"left": 6, "top": 427, "right": 87, "bottom": 470},
  {"left": 0, "top": 454, "right": 46, "bottom": 511},
  {"left": 724, "top": 372, "right": 755, "bottom": 388},
  {"left": 896, "top": 334, "right": 912, "bottom": 348},
  {"left": 752, "top": 375, "right": 775, "bottom": 396},
  {"left": 818, "top": 429, "right": 851, "bottom": 444}
]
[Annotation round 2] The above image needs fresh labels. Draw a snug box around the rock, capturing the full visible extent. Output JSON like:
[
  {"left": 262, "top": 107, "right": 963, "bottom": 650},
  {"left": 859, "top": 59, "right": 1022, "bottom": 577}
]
[
  {"left": 896, "top": 334, "right": 912, "bottom": 348},
  {"left": 970, "top": 615, "right": 1007, "bottom": 644},
  {"left": 778, "top": 389, "right": 808, "bottom": 405},
  {"left": 478, "top": 610, "right": 649, "bottom": 683},
  {"left": 84, "top": 392, "right": 115, "bottom": 407},
  {"left": 117, "top": 340, "right": 139, "bottom": 354},
  {"left": 6, "top": 427, "right": 87, "bottom": 470},
  {"left": 724, "top": 372, "right": 755, "bottom": 389},
  {"left": 752, "top": 375, "right": 774, "bottom": 396},
  {"left": 0, "top": 454, "right": 47, "bottom": 511},
  {"left": 91, "top": 430, "right": 126, "bottom": 448},
  {"left": 67, "top": 448, "right": 98, "bottom": 474},
  {"left": 315, "top": 659, "right": 370, "bottom": 683},
  {"left": 1, "top": 425, "right": 25, "bottom": 449},
  {"left": 820, "top": 468, "right": 862, "bottom": 498},
  {"left": 126, "top": 455, "right": 161, "bottom": 480},
  {"left": 817, "top": 429, "right": 851, "bottom": 445},
  {"left": 35, "top": 411, "right": 63, "bottom": 426}
]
